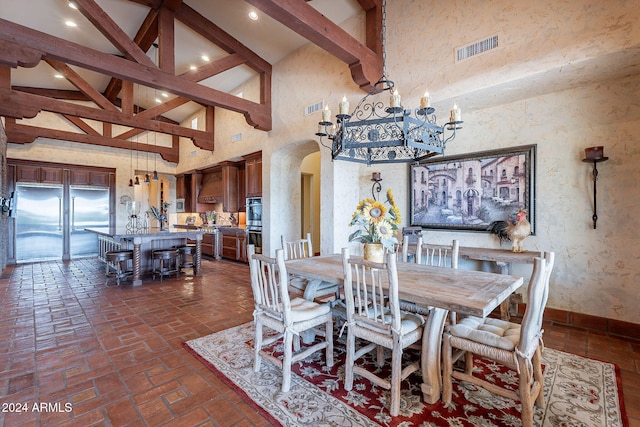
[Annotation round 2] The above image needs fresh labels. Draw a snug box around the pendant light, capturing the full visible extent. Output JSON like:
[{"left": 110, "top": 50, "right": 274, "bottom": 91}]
[{"left": 152, "top": 43, "right": 159, "bottom": 181}]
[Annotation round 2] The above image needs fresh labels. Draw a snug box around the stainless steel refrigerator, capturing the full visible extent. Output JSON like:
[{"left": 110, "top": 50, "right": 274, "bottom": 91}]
[
  {"left": 70, "top": 186, "right": 110, "bottom": 258},
  {"left": 15, "top": 183, "right": 109, "bottom": 262}
]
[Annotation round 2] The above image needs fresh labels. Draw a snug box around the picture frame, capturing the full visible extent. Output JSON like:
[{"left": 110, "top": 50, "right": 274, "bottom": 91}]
[{"left": 410, "top": 144, "right": 536, "bottom": 233}]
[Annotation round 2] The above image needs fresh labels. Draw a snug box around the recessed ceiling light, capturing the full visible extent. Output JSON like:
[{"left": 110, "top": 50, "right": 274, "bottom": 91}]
[
  {"left": 248, "top": 11, "right": 259, "bottom": 21},
  {"left": 65, "top": 20, "right": 77, "bottom": 27},
  {"left": 201, "top": 55, "right": 210, "bottom": 62},
  {"left": 54, "top": 74, "right": 64, "bottom": 79},
  {"left": 68, "top": 1, "right": 78, "bottom": 9},
  {"left": 155, "top": 98, "right": 162, "bottom": 103},
  {"left": 189, "top": 65, "right": 197, "bottom": 70},
  {"left": 161, "top": 93, "right": 168, "bottom": 98}
]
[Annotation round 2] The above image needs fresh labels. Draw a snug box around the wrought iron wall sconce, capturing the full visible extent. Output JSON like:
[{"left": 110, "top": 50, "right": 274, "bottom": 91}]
[
  {"left": 582, "top": 146, "right": 608, "bottom": 229},
  {"left": 371, "top": 172, "right": 382, "bottom": 200}
]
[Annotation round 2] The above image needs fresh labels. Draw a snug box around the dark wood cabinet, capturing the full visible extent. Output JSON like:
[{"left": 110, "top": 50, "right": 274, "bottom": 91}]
[
  {"left": 15, "top": 164, "right": 41, "bottom": 183},
  {"left": 70, "top": 169, "right": 109, "bottom": 187},
  {"left": 244, "top": 152, "right": 262, "bottom": 198},
  {"left": 220, "top": 228, "right": 247, "bottom": 262},
  {"left": 199, "top": 163, "right": 238, "bottom": 212},
  {"left": 221, "top": 163, "right": 238, "bottom": 212},
  {"left": 237, "top": 163, "right": 246, "bottom": 211},
  {"left": 176, "top": 174, "right": 186, "bottom": 199},
  {"left": 176, "top": 173, "right": 199, "bottom": 212},
  {"left": 40, "top": 167, "right": 64, "bottom": 184}
]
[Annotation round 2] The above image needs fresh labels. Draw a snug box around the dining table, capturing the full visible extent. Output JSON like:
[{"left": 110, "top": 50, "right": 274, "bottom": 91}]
[{"left": 285, "top": 253, "right": 524, "bottom": 404}]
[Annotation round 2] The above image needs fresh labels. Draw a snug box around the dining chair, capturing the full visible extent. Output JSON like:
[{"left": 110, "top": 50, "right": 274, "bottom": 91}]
[
  {"left": 441, "top": 251, "right": 555, "bottom": 427},
  {"left": 399, "top": 236, "right": 460, "bottom": 320},
  {"left": 247, "top": 245, "right": 334, "bottom": 392},
  {"left": 341, "top": 248, "right": 425, "bottom": 417},
  {"left": 281, "top": 233, "right": 339, "bottom": 302}
]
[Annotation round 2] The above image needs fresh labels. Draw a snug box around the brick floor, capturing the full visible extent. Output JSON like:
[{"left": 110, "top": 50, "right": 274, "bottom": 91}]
[{"left": 0, "top": 257, "right": 637, "bottom": 426}]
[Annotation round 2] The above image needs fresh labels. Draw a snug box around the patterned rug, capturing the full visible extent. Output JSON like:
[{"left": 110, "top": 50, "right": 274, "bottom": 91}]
[{"left": 183, "top": 322, "right": 628, "bottom": 427}]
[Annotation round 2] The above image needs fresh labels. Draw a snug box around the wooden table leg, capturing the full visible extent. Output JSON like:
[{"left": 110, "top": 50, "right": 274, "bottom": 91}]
[
  {"left": 420, "top": 307, "right": 448, "bottom": 404},
  {"left": 496, "top": 261, "right": 511, "bottom": 320}
]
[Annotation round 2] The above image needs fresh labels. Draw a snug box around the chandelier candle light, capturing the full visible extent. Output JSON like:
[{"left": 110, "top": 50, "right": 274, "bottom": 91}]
[{"left": 315, "top": 0, "right": 462, "bottom": 164}]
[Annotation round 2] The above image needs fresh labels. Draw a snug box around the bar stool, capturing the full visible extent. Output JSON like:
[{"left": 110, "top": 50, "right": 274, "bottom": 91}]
[
  {"left": 177, "top": 244, "right": 196, "bottom": 273},
  {"left": 105, "top": 250, "right": 134, "bottom": 286},
  {"left": 152, "top": 249, "right": 180, "bottom": 282}
]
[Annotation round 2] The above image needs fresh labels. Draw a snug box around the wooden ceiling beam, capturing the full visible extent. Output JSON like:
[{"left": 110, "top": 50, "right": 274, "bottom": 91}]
[
  {"left": 157, "top": 5, "right": 175, "bottom": 74},
  {"left": 73, "top": 0, "right": 157, "bottom": 68},
  {"left": 44, "top": 58, "right": 120, "bottom": 112},
  {"left": 173, "top": 4, "right": 272, "bottom": 74},
  {"left": 179, "top": 53, "right": 247, "bottom": 83},
  {"left": 5, "top": 121, "right": 179, "bottom": 163},
  {"left": 63, "top": 115, "right": 100, "bottom": 136},
  {"left": 245, "top": 0, "right": 382, "bottom": 91},
  {"left": 0, "top": 18, "right": 271, "bottom": 131},
  {"left": 0, "top": 88, "right": 210, "bottom": 150},
  {"left": 103, "top": 8, "right": 159, "bottom": 101}
]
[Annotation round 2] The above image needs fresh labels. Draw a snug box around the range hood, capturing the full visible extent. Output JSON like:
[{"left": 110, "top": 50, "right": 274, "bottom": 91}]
[{"left": 197, "top": 171, "right": 222, "bottom": 204}]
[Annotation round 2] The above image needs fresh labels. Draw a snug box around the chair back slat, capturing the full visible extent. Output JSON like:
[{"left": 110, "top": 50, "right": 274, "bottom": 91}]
[
  {"left": 518, "top": 251, "right": 555, "bottom": 357},
  {"left": 248, "top": 246, "right": 291, "bottom": 323},
  {"left": 281, "top": 232, "right": 312, "bottom": 260},
  {"left": 415, "top": 237, "right": 459, "bottom": 269},
  {"left": 342, "top": 249, "right": 401, "bottom": 334}
]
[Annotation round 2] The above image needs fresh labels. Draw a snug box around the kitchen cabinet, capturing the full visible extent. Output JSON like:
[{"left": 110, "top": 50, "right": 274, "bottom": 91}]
[
  {"left": 201, "top": 232, "right": 221, "bottom": 259},
  {"left": 198, "top": 163, "right": 238, "bottom": 212},
  {"left": 237, "top": 163, "right": 246, "bottom": 212},
  {"left": 176, "top": 173, "right": 200, "bottom": 212},
  {"left": 41, "top": 167, "right": 64, "bottom": 184},
  {"left": 220, "top": 228, "right": 247, "bottom": 263},
  {"left": 70, "top": 169, "right": 109, "bottom": 187},
  {"left": 244, "top": 152, "right": 262, "bottom": 198},
  {"left": 221, "top": 163, "right": 239, "bottom": 212},
  {"left": 15, "top": 164, "right": 63, "bottom": 184}
]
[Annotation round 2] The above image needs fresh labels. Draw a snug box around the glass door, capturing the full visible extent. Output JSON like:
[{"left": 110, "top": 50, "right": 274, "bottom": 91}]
[
  {"left": 70, "top": 186, "right": 110, "bottom": 258},
  {"left": 15, "top": 184, "right": 63, "bottom": 262}
]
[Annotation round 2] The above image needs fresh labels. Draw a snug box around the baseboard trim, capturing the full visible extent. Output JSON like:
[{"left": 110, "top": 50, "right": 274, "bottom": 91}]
[{"left": 513, "top": 304, "right": 640, "bottom": 341}]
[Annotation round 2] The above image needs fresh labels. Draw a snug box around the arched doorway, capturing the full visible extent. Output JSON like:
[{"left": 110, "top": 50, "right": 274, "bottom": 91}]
[{"left": 267, "top": 140, "right": 322, "bottom": 255}]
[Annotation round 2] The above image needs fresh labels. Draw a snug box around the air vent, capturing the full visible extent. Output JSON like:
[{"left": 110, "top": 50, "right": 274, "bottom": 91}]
[
  {"left": 305, "top": 101, "right": 324, "bottom": 117},
  {"left": 231, "top": 133, "right": 242, "bottom": 142},
  {"left": 456, "top": 35, "right": 499, "bottom": 62}
]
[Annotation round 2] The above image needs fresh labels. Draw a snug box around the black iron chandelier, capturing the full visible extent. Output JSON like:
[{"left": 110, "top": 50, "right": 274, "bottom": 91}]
[{"left": 315, "top": 0, "right": 462, "bottom": 165}]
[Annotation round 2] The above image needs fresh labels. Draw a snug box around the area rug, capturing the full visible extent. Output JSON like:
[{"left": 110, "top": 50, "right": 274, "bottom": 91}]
[{"left": 183, "top": 322, "right": 628, "bottom": 426}]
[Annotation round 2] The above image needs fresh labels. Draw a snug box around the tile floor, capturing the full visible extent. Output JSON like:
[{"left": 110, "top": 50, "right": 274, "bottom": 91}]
[{"left": 0, "top": 257, "right": 638, "bottom": 426}]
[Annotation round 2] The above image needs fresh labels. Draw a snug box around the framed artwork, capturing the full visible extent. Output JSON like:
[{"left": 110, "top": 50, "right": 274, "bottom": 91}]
[{"left": 409, "top": 144, "right": 536, "bottom": 233}]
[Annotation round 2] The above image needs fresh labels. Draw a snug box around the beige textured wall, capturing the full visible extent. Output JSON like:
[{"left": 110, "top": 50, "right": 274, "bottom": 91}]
[{"left": 4, "top": 0, "right": 640, "bottom": 324}]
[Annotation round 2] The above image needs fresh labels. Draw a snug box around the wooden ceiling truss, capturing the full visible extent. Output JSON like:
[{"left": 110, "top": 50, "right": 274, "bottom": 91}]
[{"left": 0, "top": 0, "right": 382, "bottom": 163}]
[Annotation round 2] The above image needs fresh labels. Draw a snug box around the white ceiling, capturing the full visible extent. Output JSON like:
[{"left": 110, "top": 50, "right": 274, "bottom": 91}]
[{"left": 2, "top": 0, "right": 362, "bottom": 122}]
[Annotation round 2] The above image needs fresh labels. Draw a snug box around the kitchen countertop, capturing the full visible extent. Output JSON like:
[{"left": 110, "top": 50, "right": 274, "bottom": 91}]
[
  {"left": 86, "top": 227, "right": 205, "bottom": 239},
  {"left": 172, "top": 224, "right": 247, "bottom": 232}
]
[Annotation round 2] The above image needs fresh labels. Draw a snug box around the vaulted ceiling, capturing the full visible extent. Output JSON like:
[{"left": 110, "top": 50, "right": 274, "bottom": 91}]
[{"left": 0, "top": 0, "right": 382, "bottom": 163}]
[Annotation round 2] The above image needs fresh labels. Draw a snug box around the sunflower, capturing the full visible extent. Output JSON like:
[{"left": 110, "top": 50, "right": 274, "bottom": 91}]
[
  {"left": 375, "top": 219, "right": 395, "bottom": 240},
  {"left": 363, "top": 200, "right": 387, "bottom": 223}
]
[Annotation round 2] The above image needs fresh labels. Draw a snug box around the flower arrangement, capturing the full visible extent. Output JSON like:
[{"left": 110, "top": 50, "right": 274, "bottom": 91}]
[
  {"left": 149, "top": 201, "right": 170, "bottom": 229},
  {"left": 348, "top": 189, "right": 401, "bottom": 252}
]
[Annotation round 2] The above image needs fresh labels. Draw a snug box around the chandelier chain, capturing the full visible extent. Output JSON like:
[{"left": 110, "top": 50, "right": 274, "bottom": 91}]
[
  {"left": 381, "top": 0, "right": 387, "bottom": 78},
  {"left": 313, "top": 0, "right": 463, "bottom": 165}
]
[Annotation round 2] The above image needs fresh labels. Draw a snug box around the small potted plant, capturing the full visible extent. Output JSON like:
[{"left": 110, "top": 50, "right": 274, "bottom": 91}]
[{"left": 149, "top": 201, "right": 170, "bottom": 231}]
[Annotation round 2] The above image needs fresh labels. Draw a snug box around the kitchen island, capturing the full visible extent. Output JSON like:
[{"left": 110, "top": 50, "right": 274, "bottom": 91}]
[{"left": 86, "top": 227, "right": 204, "bottom": 286}]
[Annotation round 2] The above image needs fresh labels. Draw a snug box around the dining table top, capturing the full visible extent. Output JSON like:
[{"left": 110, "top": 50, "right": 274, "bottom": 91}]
[{"left": 285, "top": 254, "right": 524, "bottom": 318}]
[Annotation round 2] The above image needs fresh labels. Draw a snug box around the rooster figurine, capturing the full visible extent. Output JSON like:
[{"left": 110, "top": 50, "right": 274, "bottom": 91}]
[{"left": 488, "top": 209, "right": 531, "bottom": 252}]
